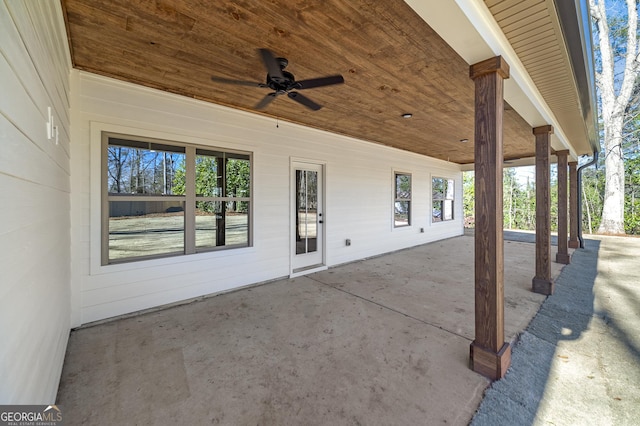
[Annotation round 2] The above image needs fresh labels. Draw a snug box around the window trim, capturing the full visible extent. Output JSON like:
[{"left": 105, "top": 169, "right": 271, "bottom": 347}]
[
  {"left": 393, "top": 171, "right": 412, "bottom": 228},
  {"left": 101, "top": 131, "right": 253, "bottom": 265},
  {"left": 431, "top": 175, "right": 455, "bottom": 224}
]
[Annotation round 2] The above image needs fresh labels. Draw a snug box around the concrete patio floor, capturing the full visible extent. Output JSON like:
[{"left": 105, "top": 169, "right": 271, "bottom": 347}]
[{"left": 56, "top": 234, "right": 569, "bottom": 425}]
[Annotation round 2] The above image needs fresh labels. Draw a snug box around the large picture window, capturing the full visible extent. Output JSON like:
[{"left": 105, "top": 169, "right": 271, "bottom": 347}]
[
  {"left": 394, "top": 172, "right": 411, "bottom": 227},
  {"left": 432, "top": 177, "right": 454, "bottom": 222},
  {"left": 103, "top": 134, "right": 251, "bottom": 264}
]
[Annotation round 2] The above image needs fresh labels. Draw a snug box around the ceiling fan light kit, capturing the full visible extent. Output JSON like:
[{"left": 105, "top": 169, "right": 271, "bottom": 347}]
[{"left": 211, "top": 48, "right": 344, "bottom": 111}]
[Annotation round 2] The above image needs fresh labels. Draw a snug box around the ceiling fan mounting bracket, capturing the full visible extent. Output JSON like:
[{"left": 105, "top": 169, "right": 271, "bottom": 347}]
[{"left": 275, "top": 57, "right": 288, "bottom": 69}]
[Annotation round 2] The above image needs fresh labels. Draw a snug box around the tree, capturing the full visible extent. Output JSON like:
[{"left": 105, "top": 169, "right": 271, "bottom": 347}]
[
  {"left": 464, "top": 168, "right": 537, "bottom": 231},
  {"left": 463, "top": 171, "right": 475, "bottom": 227},
  {"left": 590, "top": 0, "right": 640, "bottom": 234},
  {"left": 107, "top": 146, "right": 129, "bottom": 193},
  {"left": 107, "top": 145, "right": 182, "bottom": 194},
  {"left": 173, "top": 155, "right": 250, "bottom": 213},
  {"left": 625, "top": 152, "right": 640, "bottom": 232},
  {"left": 226, "top": 159, "right": 251, "bottom": 212},
  {"left": 503, "top": 168, "right": 533, "bottom": 230},
  {"left": 582, "top": 165, "right": 606, "bottom": 233},
  {"left": 523, "top": 174, "right": 536, "bottom": 230}
]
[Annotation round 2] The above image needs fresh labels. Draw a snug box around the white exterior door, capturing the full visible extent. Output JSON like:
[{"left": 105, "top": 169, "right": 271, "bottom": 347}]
[{"left": 291, "top": 162, "right": 324, "bottom": 272}]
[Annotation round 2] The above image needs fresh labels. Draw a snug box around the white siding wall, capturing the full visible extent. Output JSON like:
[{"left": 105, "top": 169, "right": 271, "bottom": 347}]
[
  {"left": 0, "top": 1, "right": 71, "bottom": 403},
  {"left": 71, "top": 72, "right": 463, "bottom": 326}
]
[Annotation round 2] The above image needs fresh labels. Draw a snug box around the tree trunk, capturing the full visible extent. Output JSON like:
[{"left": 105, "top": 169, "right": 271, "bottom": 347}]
[
  {"left": 599, "top": 118, "right": 626, "bottom": 234},
  {"left": 583, "top": 183, "right": 593, "bottom": 234}
]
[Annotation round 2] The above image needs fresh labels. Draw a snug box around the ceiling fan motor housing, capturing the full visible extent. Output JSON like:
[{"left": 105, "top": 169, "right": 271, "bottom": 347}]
[
  {"left": 267, "top": 67, "right": 296, "bottom": 91},
  {"left": 211, "top": 49, "right": 343, "bottom": 111}
]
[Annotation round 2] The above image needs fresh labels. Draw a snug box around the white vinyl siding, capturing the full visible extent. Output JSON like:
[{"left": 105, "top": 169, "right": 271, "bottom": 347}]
[
  {"left": 71, "top": 72, "right": 463, "bottom": 325},
  {"left": 0, "top": 1, "right": 71, "bottom": 403}
]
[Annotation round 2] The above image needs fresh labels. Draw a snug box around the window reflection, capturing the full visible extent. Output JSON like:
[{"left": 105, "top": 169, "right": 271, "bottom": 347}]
[{"left": 296, "top": 170, "right": 318, "bottom": 255}]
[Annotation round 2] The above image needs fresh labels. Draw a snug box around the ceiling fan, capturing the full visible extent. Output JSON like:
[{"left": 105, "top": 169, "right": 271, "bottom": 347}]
[{"left": 211, "top": 48, "right": 344, "bottom": 111}]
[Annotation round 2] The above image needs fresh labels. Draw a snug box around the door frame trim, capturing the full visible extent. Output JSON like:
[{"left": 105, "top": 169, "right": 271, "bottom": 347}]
[{"left": 289, "top": 157, "right": 327, "bottom": 277}]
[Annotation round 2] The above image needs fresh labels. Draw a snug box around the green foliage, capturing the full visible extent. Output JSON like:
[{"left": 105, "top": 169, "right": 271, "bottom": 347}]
[
  {"left": 194, "top": 156, "right": 219, "bottom": 197},
  {"left": 226, "top": 159, "right": 250, "bottom": 213},
  {"left": 463, "top": 172, "right": 475, "bottom": 227},
  {"left": 463, "top": 169, "right": 536, "bottom": 229},
  {"left": 625, "top": 154, "right": 640, "bottom": 233},
  {"left": 172, "top": 160, "right": 187, "bottom": 196},
  {"left": 461, "top": 165, "right": 640, "bottom": 235},
  {"left": 395, "top": 173, "right": 411, "bottom": 198},
  {"left": 503, "top": 168, "right": 536, "bottom": 230},
  {"left": 581, "top": 165, "right": 604, "bottom": 234},
  {"left": 173, "top": 156, "right": 250, "bottom": 213},
  {"left": 226, "top": 159, "right": 250, "bottom": 198}
]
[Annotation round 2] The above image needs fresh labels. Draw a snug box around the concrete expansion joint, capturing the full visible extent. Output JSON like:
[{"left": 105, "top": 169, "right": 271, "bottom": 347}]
[{"left": 306, "top": 275, "right": 471, "bottom": 341}]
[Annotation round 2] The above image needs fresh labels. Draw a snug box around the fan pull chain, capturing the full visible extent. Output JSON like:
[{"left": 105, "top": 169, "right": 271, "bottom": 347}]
[{"left": 276, "top": 118, "right": 279, "bottom": 128}]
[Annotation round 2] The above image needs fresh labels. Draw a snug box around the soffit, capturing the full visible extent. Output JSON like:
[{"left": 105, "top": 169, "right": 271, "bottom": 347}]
[{"left": 484, "top": 0, "right": 592, "bottom": 155}]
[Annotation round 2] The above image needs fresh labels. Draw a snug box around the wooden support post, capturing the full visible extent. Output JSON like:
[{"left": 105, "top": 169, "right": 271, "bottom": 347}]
[
  {"left": 568, "top": 161, "right": 579, "bottom": 248},
  {"left": 556, "top": 150, "right": 570, "bottom": 264},
  {"left": 469, "top": 56, "right": 511, "bottom": 380},
  {"left": 532, "top": 126, "right": 554, "bottom": 295}
]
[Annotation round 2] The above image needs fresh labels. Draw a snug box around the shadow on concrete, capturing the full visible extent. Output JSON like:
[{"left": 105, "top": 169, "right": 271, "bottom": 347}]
[
  {"left": 593, "top": 239, "right": 640, "bottom": 369},
  {"left": 503, "top": 230, "right": 558, "bottom": 246},
  {"left": 465, "top": 228, "right": 559, "bottom": 246},
  {"left": 471, "top": 238, "right": 601, "bottom": 425},
  {"left": 598, "top": 307, "right": 640, "bottom": 366},
  {"left": 596, "top": 277, "right": 640, "bottom": 365}
]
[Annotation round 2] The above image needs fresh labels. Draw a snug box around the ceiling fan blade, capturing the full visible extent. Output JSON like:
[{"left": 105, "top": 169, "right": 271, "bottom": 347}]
[
  {"left": 258, "top": 48, "right": 285, "bottom": 82},
  {"left": 295, "top": 75, "right": 345, "bottom": 90},
  {"left": 211, "top": 76, "right": 264, "bottom": 87},
  {"left": 288, "top": 92, "right": 322, "bottom": 111},
  {"left": 255, "top": 93, "right": 278, "bottom": 110}
]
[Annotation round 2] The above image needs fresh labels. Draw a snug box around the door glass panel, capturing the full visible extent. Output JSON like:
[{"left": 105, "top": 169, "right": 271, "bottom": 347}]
[{"left": 296, "top": 170, "right": 318, "bottom": 255}]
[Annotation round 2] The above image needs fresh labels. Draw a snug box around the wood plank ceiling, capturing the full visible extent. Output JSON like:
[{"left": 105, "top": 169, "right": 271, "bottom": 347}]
[{"left": 61, "top": 0, "right": 537, "bottom": 164}]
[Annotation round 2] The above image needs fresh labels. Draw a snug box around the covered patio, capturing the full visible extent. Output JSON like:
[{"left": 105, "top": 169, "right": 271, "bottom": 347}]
[
  {"left": 1, "top": 0, "right": 600, "bottom": 405},
  {"left": 57, "top": 233, "right": 569, "bottom": 424}
]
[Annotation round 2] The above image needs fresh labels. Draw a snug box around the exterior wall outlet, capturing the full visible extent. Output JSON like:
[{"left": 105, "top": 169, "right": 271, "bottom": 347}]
[
  {"left": 345, "top": 239, "right": 351, "bottom": 246},
  {"left": 420, "top": 228, "right": 425, "bottom": 233}
]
